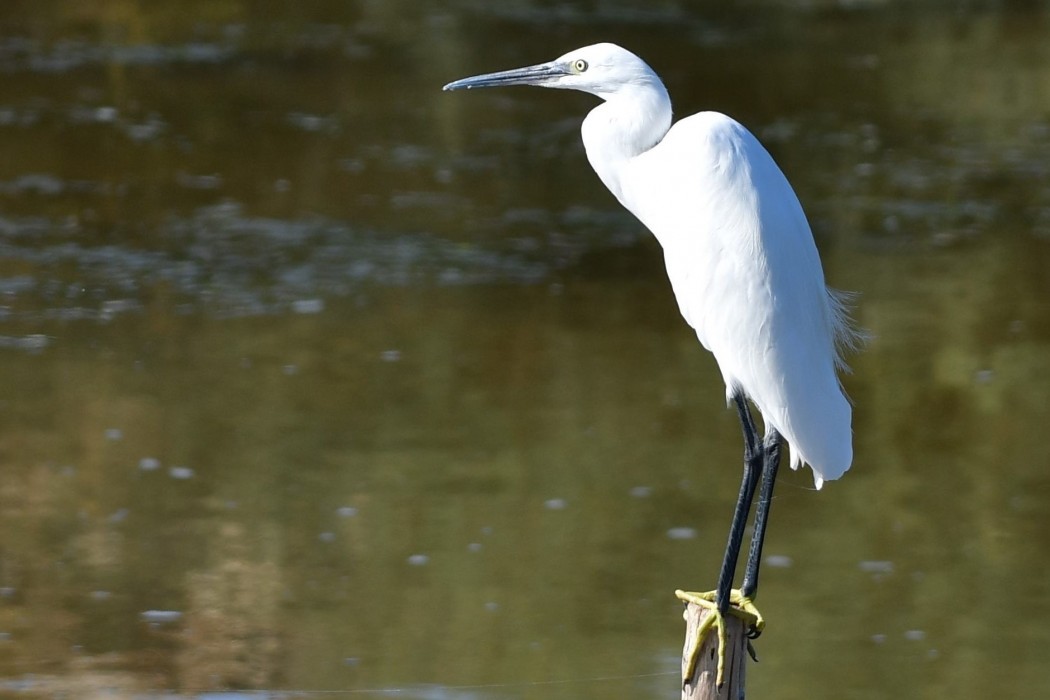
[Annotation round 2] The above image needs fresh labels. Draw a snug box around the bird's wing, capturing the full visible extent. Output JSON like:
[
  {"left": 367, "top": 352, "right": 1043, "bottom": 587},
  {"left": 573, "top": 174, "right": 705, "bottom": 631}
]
[{"left": 621, "top": 112, "right": 852, "bottom": 483}]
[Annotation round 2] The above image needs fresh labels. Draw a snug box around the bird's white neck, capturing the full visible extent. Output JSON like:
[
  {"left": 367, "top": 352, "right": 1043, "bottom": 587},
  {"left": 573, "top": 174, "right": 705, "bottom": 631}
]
[{"left": 581, "top": 83, "right": 672, "bottom": 204}]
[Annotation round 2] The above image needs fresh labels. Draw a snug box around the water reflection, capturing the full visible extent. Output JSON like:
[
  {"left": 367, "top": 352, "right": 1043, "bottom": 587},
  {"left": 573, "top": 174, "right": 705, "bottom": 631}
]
[{"left": 0, "top": 2, "right": 1049, "bottom": 699}]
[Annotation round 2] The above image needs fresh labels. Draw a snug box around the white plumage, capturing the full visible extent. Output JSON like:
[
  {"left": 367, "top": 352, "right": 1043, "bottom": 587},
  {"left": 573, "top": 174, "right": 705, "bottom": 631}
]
[{"left": 445, "top": 42, "right": 855, "bottom": 488}]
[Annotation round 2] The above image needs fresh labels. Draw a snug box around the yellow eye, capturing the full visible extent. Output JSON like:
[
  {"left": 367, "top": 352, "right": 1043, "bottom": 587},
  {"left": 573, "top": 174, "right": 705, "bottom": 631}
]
[{"left": 573, "top": 59, "right": 589, "bottom": 73}]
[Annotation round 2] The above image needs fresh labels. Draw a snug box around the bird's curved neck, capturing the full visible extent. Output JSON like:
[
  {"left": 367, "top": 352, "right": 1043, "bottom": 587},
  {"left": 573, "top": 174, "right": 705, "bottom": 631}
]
[{"left": 581, "top": 83, "right": 672, "bottom": 202}]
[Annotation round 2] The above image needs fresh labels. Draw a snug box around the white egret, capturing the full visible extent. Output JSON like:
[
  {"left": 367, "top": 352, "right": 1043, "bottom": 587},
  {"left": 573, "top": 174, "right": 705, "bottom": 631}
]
[{"left": 444, "top": 43, "right": 857, "bottom": 685}]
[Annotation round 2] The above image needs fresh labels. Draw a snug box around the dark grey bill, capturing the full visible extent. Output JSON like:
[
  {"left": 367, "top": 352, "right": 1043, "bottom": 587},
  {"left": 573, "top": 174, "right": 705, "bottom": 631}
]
[{"left": 442, "top": 62, "right": 567, "bottom": 91}]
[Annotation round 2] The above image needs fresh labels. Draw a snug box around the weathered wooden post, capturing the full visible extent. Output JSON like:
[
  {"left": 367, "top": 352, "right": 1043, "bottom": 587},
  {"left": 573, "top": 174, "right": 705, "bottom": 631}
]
[{"left": 679, "top": 598, "right": 748, "bottom": 700}]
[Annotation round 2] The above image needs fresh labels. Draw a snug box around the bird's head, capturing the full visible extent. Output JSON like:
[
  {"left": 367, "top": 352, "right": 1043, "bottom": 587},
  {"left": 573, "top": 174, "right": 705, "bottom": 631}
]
[{"left": 443, "top": 43, "right": 662, "bottom": 101}]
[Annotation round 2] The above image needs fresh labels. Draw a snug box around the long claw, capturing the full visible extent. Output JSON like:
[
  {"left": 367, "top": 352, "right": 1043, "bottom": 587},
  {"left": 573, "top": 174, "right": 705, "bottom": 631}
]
[{"left": 676, "top": 588, "right": 764, "bottom": 688}]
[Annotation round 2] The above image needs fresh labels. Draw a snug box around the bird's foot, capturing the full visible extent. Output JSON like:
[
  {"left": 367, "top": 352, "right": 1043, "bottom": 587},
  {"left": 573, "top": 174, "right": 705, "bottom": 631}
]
[{"left": 675, "top": 588, "right": 764, "bottom": 687}]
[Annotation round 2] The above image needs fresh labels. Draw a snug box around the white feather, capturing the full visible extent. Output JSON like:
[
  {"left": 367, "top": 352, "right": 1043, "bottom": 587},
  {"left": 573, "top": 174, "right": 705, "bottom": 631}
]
[
  {"left": 574, "top": 44, "right": 853, "bottom": 486},
  {"left": 444, "top": 42, "right": 856, "bottom": 487}
]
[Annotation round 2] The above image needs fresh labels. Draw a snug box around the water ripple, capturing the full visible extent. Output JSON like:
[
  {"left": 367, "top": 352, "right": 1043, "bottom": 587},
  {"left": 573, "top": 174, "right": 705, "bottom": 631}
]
[{"left": 0, "top": 201, "right": 638, "bottom": 321}]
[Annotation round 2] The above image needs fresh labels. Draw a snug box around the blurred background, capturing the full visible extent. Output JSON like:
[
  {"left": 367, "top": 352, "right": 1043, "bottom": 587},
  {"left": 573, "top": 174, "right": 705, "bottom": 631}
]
[{"left": 0, "top": 1, "right": 1049, "bottom": 698}]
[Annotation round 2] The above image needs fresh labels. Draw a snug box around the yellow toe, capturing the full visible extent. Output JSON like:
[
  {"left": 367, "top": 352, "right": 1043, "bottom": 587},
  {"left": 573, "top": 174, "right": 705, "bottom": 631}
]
[{"left": 675, "top": 588, "right": 764, "bottom": 687}]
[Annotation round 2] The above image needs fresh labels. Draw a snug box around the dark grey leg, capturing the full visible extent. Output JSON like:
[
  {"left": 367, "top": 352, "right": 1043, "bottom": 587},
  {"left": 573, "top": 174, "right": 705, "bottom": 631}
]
[
  {"left": 714, "top": 393, "right": 763, "bottom": 616},
  {"left": 739, "top": 429, "right": 783, "bottom": 631}
]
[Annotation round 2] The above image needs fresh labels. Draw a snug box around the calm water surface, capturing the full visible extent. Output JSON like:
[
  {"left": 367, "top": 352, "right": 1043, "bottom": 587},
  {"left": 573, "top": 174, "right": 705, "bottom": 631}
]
[{"left": 1, "top": 2, "right": 1049, "bottom": 698}]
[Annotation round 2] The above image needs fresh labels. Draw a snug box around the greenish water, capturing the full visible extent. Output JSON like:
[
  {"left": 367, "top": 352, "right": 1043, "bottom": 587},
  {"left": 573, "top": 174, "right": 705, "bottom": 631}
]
[{"left": 0, "top": 2, "right": 1049, "bottom": 698}]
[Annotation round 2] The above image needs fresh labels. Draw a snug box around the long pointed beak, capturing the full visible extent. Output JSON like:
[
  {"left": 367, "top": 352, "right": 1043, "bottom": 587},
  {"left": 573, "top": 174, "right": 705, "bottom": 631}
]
[{"left": 442, "top": 61, "right": 567, "bottom": 91}]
